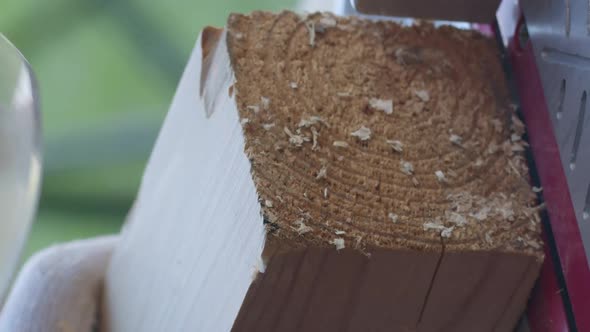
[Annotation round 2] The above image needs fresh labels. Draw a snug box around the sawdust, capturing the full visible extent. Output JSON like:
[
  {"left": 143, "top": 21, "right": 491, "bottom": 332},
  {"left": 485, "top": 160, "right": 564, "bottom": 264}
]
[
  {"left": 414, "top": 89, "right": 430, "bottom": 102},
  {"left": 316, "top": 165, "right": 328, "bottom": 180},
  {"left": 388, "top": 213, "right": 399, "bottom": 223},
  {"left": 331, "top": 238, "right": 345, "bottom": 250},
  {"left": 400, "top": 160, "right": 414, "bottom": 175},
  {"left": 369, "top": 98, "right": 393, "bottom": 114},
  {"left": 386, "top": 139, "right": 403, "bottom": 153},
  {"left": 435, "top": 170, "right": 447, "bottom": 183},
  {"left": 449, "top": 134, "right": 463, "bottom": 147},
  {"left": 284, "top": 127, "right": 309, "bottom": 147},
  {"left": 350, "top": 126, "right": 372, "bottom": 141},
  {"left": 333, "top": 141, "right": 349, "bottom": 148},
  {"left": 262, "top": 123, "right": 275, "bottom": 130},
  {"left": 227, "top": 11, "right": 542, "bottom": 256}
]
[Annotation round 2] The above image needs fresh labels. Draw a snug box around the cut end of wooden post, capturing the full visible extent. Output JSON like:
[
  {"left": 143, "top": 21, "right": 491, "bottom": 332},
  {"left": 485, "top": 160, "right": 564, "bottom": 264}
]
[
  {"left": 226, "top": 11, "right": 543, "bottom": 331},
  {"left": 105, "top": 11, "right": 544, "bottom": 332}
]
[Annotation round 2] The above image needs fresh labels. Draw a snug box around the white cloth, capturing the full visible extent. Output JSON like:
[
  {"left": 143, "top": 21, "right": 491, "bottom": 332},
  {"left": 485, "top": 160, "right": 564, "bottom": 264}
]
[{"left": 0, "top": 236, "right": 117, "bottom": 332}]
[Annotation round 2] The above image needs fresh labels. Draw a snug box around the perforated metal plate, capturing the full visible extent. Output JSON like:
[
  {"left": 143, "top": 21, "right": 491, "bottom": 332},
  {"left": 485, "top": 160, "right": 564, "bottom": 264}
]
[{"left": 521, "top": 0, "right": 590, "bottom": 265}]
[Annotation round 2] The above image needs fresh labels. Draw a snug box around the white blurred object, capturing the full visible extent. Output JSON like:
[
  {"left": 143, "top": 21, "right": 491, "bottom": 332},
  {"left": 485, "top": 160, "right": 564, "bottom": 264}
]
[
  {"left": 296, "top": 0, "right": 338, "bottom": 12},
  {"left": 0, "top": 34, "right": 42, "bottom": 304},
  {"left": 0, "top": 236, "right": 117, "bottom": 332}
]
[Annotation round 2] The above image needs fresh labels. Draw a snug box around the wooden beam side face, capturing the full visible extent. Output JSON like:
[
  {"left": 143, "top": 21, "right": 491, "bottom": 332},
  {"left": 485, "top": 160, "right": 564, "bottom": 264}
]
[
  {"left": 232, "top": 247, "right": 443, "bottom": 332},
  {"left": 417, "top": 251, "right": 542, "bottom": 332}
]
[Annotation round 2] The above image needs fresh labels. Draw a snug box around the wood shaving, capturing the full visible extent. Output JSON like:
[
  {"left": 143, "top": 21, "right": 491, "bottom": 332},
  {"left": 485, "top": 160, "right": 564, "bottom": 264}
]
[
  {"left": 423, "top": 221, "right": 445, "bottom": 231},
  {"left": 474, "top": 158, "right": 484, "bottom": 167},
  {"left": 386, "top": 139, "right": 403, "bottom": 152},
  {"left": 298, "top": 115, "right": 328, "bottom": 128},
  {"left": 246, "top": 105, "right": 260, "bottom": 113},
  {"left": 240, "top": 118, "right": 250, "bottom": 125},
  {"left": 369, "top": 98, "right": 393, "bottom": 114},
  {"left": 276, "top": 195, "right": 284, "bottom": 203},
  {"left": 447, "top": 192, "right": 474, "bottom": 213},
  {"left": 264, "top": 200, "right": 273, "bottom": 208},
  {"left": 447, "top": 212, "right": 467, "bottom": 226},
  {"left": 530, "top": 202, "right": 546, "bottom": 212},
  {"left": 262, "top": 123, "right": 275, "bottom": 130},
  {"left": 290, "top": 81, "right": 298, "bottom": 89},
  {"left": 414, "top": 89, "right": 430, "bottom": 102},
  {"left": 400, "top": 160, "right": 414, "bottom": 175},
  {"left": 304, "top": 21, "right": 316, "bottom": 47},
  {"left": 250, "top": 263, "right": 263, "bottom": 281},
  {"left": 435, "top": 170, "right": 447, "bottom": 183},
  {"left": 511, "top": 143, "right": 526, "bottom": 152},
  {"left": 331, "top": 238, "right": 345, "bottom": 250},
  {"left": 292, "top": 219, "right": 313, "bottom": 235},
  {"left": 412, "top": 177, "right": 420, "bottom": 186},
  {"left": 388, "top": 212, "right": 398, "bottom": 223},
  {"left": 485, "top": 231, "right": 494, "bottom": 245},
  {"left": 316, "top": 165, "right": 328, "bottom": 180},
  {"left": 511, "top": 133, "right": 521, "bottom": 142},
  {"left": 507, "top": 160, "right": 521, "bottom": 176},
  {"left": 491, "top": 119, "right": 502, "bottom": 133},
  {"left": 284, "top": 127, "right": 309, "bottom": 147},
  {"left": 449, "top": 134, "right": 463, "bottom": 146},
  {"left": 498, "top": 201, "right": 515, "bottom": 221},
  {"left": 318, "top": 16, "right": 337, "bottom": 28},
  {"left": 333, "top": 140, "right": 349, "bottom": 148},
  {"left": 355, "top": 235, "right": 363, "bottom": 249},
  {"left": 260, "top": 96, "right": 270, "bottom": 110},
  {"left": 511, "top": 115, "right": 526, "bottom": 135},
  {"left": 527, "top": 240, "right": 541, "bottom": 249},
  {"left": 502, "top": 140, "right": 513, "bottom": 156},
  {"left": 323, "top": 187, "right": 328, "bottom": 198},
  {"left": 337, "top": 92, "right": 351, "bottom": 97},
  {"left": 335, "top": 230, "right": 346, "bottom": 235},
  {"left": 350, "top": 126, "right": 372, "bottom": 141},
  {"left": 470, "top": 206, "right": 490, "bottom": 221},
  {"left": 311, "top": 127, "right": 319, "bottom": 150},
  {"left": 440, "top": 226, "right": 455, "bottom": 238}
]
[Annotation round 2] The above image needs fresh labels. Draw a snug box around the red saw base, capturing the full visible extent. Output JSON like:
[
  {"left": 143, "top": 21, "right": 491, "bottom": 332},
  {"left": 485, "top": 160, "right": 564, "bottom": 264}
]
[{"left": 508, "top": 15, "right": 590, "bottom": 332}]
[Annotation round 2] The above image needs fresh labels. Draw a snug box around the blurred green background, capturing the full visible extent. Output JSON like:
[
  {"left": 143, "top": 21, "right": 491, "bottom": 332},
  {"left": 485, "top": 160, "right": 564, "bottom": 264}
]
[{"left": 1, "top": 0, "right": 296, "bottom": 258}]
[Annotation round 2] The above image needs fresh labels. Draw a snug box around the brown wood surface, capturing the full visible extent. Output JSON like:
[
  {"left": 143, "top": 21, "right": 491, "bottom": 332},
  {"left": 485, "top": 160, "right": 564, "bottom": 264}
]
[
  {"left": 233, "top": 248, "right": 442, "bottom": 331},
  {"left": 418, "top": 251, "right": 541, "bottom": 332},
  {"left": 224, "top": 11, "right": 544, "bottom": 332}
]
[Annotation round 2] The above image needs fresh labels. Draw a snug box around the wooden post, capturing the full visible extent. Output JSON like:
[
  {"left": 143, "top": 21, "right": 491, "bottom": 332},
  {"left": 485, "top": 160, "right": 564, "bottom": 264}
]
[{"left": 104, "top": 11, "right": 543, "bottom": 332}]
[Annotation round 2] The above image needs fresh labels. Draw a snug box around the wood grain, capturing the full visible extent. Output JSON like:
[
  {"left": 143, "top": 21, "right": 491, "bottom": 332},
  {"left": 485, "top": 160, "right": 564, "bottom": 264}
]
[
  {"left": 227, "top": 11, "right": 543, "bottom": 256},
  {"left": 105, "top": 11, "right": 544, "bottom": 332},
  {"left": 226, "top": 12, "right": 544, "bottom": 331},
  {"left": 232, "top": 247, "right": 442, "bottom": 331}
]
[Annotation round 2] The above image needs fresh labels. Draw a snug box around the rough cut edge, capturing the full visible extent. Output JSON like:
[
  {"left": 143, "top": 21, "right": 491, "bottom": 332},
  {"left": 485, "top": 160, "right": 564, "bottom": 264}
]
[{"left": 200, "top": 27, "right": 234, "bottom": 118}]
